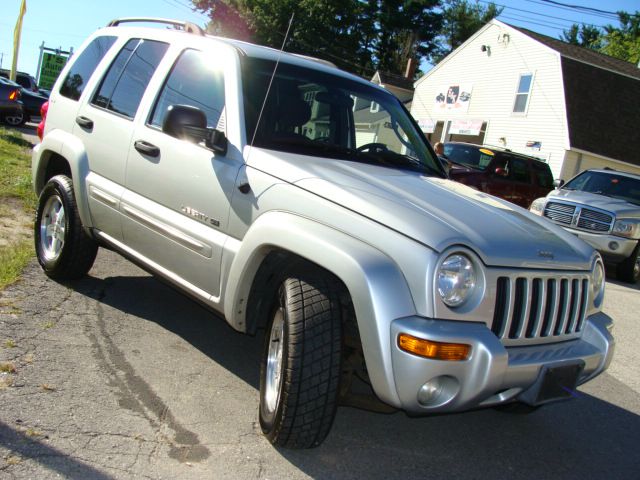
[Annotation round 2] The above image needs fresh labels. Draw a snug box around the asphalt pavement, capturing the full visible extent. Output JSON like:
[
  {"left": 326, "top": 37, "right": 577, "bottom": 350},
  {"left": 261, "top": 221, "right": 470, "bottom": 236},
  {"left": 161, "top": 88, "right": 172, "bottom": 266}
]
[{"left": 0, "top": 250, "right": 639, "bottom": 479}]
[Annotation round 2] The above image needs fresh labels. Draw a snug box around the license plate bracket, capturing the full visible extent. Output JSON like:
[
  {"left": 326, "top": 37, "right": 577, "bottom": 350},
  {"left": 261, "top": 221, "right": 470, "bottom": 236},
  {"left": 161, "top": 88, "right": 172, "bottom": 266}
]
[{"left": 518, "top": 361, "right": 585, "bottom": 406}]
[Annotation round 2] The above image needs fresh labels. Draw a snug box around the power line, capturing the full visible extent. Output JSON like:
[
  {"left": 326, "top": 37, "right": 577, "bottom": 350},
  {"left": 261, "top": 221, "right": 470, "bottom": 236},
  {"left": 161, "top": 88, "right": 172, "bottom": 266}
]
[
  {"left": 538, "top": 0, "right": 627, "bottom": 17},
  {"left": 477, "top": 0, "right": 607, "bottom": 28},
  {"left": 523, "top": 0, "right": 620, "bottom": 21}
]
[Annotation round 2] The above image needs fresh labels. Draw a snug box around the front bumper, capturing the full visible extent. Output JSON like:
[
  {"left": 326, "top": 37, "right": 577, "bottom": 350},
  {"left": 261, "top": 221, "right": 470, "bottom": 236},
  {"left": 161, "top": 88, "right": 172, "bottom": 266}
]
[
  {"left": 389, "top": 313, "right": 614, "bottom": 413},
  {"left": 560, "top": 226, "right": 637, "bottom": 264}
]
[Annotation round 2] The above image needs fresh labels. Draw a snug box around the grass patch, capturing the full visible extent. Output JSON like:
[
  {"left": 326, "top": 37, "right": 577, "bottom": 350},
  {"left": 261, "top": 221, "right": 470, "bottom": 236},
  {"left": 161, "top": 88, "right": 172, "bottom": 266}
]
[
  {"left": 3, "top": 339, "right": 16, "bottom": 348},
  {"left": 0, "top": 240, "right": 33, "bottom": 290},
  {"left": 0, "top": 362, "right": 17, "bottom": 373},
  {"left": 0, "top": 127, "right": 35, "bottom": 289}
]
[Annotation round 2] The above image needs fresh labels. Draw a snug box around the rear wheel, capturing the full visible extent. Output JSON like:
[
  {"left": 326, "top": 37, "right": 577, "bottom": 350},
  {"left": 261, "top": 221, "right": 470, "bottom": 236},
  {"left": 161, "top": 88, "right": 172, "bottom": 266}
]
[
  {"left": 34, "top": 175, "right": 98, "bottom": 279},
  {"left": 259, "top": 270, "right": 343, "bottom": 449},
  {"left": 3, "top": 111, "right": 25, "bottom": 126},
  {"left": 617, "top": 242, "right": 640, "bottom": 284}
]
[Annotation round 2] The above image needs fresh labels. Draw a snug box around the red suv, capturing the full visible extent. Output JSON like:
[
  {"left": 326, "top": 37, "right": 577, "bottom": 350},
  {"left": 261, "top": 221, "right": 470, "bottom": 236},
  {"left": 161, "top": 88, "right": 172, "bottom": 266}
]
[{"left": 444, "top": 142, "right": 554, "bottom": 209}]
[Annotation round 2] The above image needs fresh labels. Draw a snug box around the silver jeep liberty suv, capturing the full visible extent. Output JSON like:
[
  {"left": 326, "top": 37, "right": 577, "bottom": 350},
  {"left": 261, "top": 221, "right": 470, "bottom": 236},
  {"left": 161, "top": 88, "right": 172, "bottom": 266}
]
[{"left": 32, "top": 18, "right": 614, "bottom": 449}]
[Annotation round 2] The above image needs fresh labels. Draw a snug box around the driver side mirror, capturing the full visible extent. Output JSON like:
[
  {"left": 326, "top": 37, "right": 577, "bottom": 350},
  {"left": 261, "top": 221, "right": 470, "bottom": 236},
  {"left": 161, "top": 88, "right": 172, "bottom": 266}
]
[
  {"left": 553, "top": 179, "right": 565, "bottom": 188},
  {"left": 494, "top": 167, "right": 508, "bottom": 177},
  {"left": 162, "top": 104, "right": 228, "bottom": 155}
]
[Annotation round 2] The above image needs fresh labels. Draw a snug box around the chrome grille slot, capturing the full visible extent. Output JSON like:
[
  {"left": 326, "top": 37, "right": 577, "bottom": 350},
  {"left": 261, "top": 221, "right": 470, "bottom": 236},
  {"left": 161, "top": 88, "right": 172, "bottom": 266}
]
[
  {"left": 544, "top": 202, "right": 575, "bottom": 225},
  {"left": 493, "top": 272, "right": 589, "bottom": 346}
]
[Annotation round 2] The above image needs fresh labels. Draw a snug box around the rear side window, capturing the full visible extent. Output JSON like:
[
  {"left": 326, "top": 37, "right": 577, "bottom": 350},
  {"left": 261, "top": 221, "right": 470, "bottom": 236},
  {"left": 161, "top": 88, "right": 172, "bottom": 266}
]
[
  {"left": 532, "top": 162, "right": 554, "bottom": 188},
  {"left": 150, "top": 49, "right": 226, "bottom": 130},
  {"left": 92, "top": 39, "right": 168, "bottom": 119},
  {"left": 60, "top": 36, "right": 116, "bottom": 100}
]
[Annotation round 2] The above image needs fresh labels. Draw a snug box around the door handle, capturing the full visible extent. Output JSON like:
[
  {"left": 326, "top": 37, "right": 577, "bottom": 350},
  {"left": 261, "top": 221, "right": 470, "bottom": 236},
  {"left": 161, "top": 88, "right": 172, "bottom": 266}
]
[
  {"left": 134, "top": 140, "right": 160, "bottom": 158},
  {"left": 75, "top": 116, "right": 94, "bottom": 130}
]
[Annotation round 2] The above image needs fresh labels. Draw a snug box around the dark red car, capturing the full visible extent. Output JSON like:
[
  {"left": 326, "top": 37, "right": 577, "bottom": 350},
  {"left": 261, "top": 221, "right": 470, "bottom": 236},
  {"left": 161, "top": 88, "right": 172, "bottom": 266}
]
[{"left": 444, "top": 142, "right": 554, "bottom": 209}]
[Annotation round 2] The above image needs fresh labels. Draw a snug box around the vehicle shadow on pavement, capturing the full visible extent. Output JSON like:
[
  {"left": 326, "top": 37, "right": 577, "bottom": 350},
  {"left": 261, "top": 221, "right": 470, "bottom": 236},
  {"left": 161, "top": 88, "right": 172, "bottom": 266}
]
[
  {"left": 72, "top": 273, "right": 263, "bottom": 389},
  {"left": 69, "top": 271, "right": 639, "bottom": 480},
  {"left": 285, "top": 377, "right": 640, "bottom": 480},
  {"left": 0, "top": 420, "right": 114, "bottom": 480}
]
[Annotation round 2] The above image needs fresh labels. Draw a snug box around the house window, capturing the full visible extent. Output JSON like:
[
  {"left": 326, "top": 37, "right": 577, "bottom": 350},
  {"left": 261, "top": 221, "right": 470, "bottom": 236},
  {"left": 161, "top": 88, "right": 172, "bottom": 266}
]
[
  {"left": 513, "top": 73, "right": 533, "bottom": 113},
  {"left": 370, "top": 101, "right": 380, "bottom": 113}
]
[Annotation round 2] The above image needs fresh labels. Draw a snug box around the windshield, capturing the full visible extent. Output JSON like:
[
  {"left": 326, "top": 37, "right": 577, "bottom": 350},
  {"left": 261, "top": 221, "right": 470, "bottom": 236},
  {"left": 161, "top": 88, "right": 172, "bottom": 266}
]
[
  {"left": 241, "top": 57, "right": 443, "bottom": 176},
  {"left": 564, "top": 170, "right": 640, "bottom": 206},
  {"left": 443, "top": 143, "right": 495, "bottom": 171}
]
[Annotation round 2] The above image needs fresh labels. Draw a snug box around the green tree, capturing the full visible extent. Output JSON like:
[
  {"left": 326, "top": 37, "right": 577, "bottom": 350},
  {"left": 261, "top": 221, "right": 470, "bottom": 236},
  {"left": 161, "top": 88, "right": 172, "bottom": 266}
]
[
  {"left": 561, "top": 24, "right": 602, "bottom": 50},
  {"left": 430, "top": 0, "right": 502, "bottom": 63},
  {"left": 192, "top": 0, "right": 443, "bottom": 77},
  {"left": 560, "top": 11, "right": 639, "bottom": 64},
  {"left": 600, "top": 11, "right": 640, "bottom": 64}
]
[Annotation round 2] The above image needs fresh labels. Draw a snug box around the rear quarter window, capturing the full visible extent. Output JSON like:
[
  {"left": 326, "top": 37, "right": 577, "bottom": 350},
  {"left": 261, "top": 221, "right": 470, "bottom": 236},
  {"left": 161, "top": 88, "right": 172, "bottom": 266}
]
[
  {"left": 59, "top": 36, "right": 117, "bottom": 101},
  {"left": 532, "top": 162, "right": 554, "bottom": 188}
]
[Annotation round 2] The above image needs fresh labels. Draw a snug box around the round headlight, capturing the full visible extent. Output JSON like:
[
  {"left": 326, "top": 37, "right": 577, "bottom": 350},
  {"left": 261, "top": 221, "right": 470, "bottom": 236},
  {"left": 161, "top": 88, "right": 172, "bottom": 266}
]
[
  {"left": 437, "top": 254, "right": 476, "bottom": 307},
  {"left": 592, "top": 259, "right": 605, "bottom": 307}
]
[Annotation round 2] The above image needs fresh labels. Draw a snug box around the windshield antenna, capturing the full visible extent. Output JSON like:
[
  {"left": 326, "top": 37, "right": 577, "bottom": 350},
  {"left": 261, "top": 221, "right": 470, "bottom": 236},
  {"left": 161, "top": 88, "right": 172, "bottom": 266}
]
[{"left": 248, "top": 13, "right": 295, "bottom": 152}]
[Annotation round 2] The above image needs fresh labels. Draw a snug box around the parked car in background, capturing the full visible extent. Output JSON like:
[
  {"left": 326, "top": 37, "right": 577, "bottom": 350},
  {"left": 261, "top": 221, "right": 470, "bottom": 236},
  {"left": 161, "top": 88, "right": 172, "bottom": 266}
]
[
  {"left": 444, "top": 142, "right": 554, "bottom": 209},
  {"left": 0, "top": 77, "right": 47, "bottom": 124},
  {"left": 0, "top": 69, "right": 38, "bottom": 92},
  {"left": 0, "top": 78, "right": 24, "bottom": 126},
  {"left": 531, "top": 168, "right": 640, "bottom": 283}
]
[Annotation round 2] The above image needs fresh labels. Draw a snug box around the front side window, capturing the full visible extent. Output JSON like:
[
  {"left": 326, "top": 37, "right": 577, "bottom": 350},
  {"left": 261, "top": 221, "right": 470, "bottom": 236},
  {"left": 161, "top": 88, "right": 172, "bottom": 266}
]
[
  {"left": 241, "top": 57, "right": 442, "bottom": 176},
  {"left": 150, "top": 49, "right": 225, "bottom": 130},
  {"left": 60, "top": 36, "right": 116, "bottom": 101},
  {"left": 513, "top": 73, "right": 533, "bottom": 113},
  {"left": 92, "top": 39, "right": 168, "bottom": 119}
]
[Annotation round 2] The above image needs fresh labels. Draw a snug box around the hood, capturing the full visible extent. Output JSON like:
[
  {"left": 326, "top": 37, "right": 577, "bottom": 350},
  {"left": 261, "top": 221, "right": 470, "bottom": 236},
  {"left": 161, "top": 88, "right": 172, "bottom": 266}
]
[
  {"left": 547, "top": 189, "right": 640, "bottom": 218},
  {"left": 247, "top": 148, "right": 595, "bottom": 270}
]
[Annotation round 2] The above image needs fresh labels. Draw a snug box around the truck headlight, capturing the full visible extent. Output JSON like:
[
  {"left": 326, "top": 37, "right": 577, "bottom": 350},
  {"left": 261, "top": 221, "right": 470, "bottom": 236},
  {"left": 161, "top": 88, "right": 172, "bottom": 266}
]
[
  {"left": 612, "top": 219, "right": 640, "bottom": 239},
  {"left": 529, "top": 197, "right": 546, "bottom": 216},
  {"left": 592, "top": 257, "right": 605, "bottom": 308},
  {"left": 437, "top": 254, "right": 476, "bottom": 307}
]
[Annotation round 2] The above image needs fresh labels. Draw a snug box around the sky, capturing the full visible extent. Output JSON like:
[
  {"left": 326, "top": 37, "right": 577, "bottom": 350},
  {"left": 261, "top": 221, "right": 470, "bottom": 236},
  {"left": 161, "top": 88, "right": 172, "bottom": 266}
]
[{"left": 1, "top": 0, "right": 638, "bottom": 82}]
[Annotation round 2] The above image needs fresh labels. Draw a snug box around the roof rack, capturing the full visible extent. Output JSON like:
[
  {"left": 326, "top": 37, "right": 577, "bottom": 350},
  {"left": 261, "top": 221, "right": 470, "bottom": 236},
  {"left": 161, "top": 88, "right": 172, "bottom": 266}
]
[{"left": 107, "top": 18, "right": 206, "bottom": 36}]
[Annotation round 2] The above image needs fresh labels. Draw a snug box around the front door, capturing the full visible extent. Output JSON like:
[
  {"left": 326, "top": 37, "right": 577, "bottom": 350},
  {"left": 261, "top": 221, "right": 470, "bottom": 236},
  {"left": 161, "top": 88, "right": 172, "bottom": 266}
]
[{"left": 122, "top": 48, "right": 241, "bottom": 299}]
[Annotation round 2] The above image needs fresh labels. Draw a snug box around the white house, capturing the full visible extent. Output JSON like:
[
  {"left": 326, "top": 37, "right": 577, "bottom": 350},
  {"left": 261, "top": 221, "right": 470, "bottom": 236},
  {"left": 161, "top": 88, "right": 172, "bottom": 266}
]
[{"left": 411, "top": 19, "right": 640, "bottom": 180}]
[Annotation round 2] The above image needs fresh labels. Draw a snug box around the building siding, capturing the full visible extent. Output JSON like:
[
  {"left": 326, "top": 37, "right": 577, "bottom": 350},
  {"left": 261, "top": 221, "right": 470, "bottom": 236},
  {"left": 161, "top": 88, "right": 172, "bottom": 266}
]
[
  {"left": 412, "top": 22, "right": 570, "bottom": 178},
  {"left": 561, "top": 150, "right": 640, "bottom": 181}
]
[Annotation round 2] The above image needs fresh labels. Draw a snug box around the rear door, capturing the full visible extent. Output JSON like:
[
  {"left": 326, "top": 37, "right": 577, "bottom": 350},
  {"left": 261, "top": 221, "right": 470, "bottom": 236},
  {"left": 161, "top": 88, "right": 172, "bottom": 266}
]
[
  {"left": 122, "top": 47, "right": 241, "bottom": 300},
  {"left": 72, "top": 38, "right": 168, "bottom": 240}
]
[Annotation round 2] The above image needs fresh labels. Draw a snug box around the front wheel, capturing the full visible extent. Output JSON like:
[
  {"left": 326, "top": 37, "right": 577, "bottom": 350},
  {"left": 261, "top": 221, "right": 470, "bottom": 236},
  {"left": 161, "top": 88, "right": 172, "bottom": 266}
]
[
  {"left": 617, "top": 242, "right": 640, "bottom": 284},
  {"left": 259, "top": 271, "right": 343, "bottom": 449},
  {"left": 34, "top": 175, "right": 98, "bottom": 279}
]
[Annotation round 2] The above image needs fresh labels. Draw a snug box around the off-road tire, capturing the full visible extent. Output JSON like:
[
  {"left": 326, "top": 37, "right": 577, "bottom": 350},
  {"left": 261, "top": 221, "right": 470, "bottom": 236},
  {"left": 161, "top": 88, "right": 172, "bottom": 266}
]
[
  {"left": 34, "top": 175, "right": 98, "bottom": 279},
  {"left": 259, "top": 271, "right": 343, "bottom": 449},
  {"left": 617, "top": 242, "right": 640, "bottom": 284}
]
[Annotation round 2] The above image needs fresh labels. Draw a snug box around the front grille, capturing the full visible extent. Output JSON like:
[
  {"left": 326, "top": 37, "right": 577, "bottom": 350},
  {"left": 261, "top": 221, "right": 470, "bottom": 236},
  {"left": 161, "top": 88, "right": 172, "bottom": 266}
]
[
  {"left": 492, "top": 274, "right": 589, "bottom": 345},
  {"left": 544, "top": 202, "right": 614, "bottom": 233}
]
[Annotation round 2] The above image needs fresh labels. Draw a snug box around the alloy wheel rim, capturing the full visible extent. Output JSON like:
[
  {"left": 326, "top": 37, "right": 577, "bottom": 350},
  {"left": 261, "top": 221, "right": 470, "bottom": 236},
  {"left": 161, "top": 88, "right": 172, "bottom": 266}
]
[
  {"left": 40, "top": 195, "right": 66, "bottom": 261},
  {"left": 4, "top": 114, "right": 23, "bottom": 126},
  {"left": 265, "top": 308, "right": 285, "bottom": 415}
]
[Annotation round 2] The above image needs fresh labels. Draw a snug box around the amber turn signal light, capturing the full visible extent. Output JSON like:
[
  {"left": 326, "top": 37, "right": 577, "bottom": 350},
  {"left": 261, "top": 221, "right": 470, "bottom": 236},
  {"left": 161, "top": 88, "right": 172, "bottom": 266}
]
[{"left": 398, "top": 334, "right": 471, "bottom": 361}]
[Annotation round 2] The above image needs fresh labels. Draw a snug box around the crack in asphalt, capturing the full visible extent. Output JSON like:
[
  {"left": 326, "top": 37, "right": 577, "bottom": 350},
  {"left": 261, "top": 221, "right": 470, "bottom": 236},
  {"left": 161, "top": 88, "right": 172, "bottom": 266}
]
[{"left": 85, "top": 281, "right": 210, "bottom": 464}]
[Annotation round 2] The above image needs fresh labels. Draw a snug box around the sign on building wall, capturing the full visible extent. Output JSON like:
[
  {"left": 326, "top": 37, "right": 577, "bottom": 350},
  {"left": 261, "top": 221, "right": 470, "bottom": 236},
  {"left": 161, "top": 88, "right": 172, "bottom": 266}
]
[
  {"left": 449, "top": 119, "right": 484, "bottom": 136},
  {"left": 434, "top": 84, "right": 473, "bottom": 113},
  {"left": 39, "top": 52, "right": 68, "bottom": 89},
  {"left": 417, "top": 118, "right": 435, "bottom": 133}
]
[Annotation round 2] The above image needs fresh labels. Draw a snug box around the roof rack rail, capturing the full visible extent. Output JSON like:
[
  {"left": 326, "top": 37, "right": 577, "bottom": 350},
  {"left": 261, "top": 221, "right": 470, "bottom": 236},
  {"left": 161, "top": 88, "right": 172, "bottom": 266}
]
[{"left": 107, "top": 18, "right": 206, "bottom": 36}]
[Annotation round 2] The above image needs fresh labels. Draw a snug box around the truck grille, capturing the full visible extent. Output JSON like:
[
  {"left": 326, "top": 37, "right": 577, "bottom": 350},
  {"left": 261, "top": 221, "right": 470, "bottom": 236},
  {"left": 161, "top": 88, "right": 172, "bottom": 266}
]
[
  {"left": 543, "top": 202, "right": 614, "bottom": 233},
  {"left": 491, "top": 273, "right": 589, "bottom": 346}
]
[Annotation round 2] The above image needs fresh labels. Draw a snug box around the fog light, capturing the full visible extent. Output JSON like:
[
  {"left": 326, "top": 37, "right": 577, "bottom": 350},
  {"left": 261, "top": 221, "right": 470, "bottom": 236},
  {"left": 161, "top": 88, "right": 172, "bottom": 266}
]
[
  {"left": 609, "top": 241, "right": 619, "bottom": 251},
  {"left": 398, "top": 334, "right": 471, "bottom": 361},
  {"left": 417, "top": 376, "right": 460, "bottom": 407}
]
